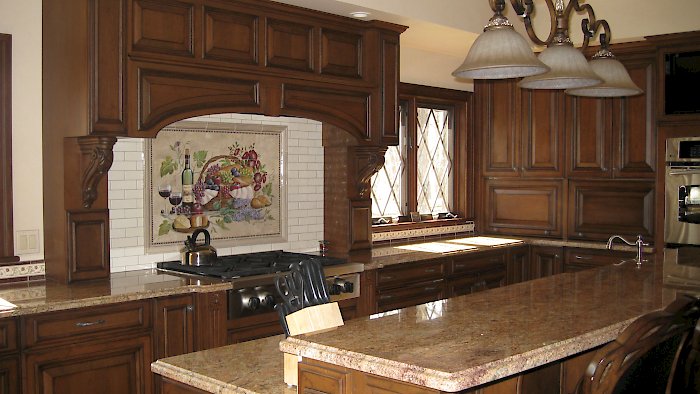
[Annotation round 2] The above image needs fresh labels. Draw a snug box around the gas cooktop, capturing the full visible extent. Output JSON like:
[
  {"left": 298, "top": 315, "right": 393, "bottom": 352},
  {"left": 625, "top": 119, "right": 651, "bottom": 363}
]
[{"left": 156, "top": 250, "right": 346, "bottom": 279}]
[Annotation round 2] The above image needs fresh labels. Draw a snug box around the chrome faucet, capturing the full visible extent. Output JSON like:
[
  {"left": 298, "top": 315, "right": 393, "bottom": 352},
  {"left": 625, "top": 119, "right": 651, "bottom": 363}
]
[{"left": 606, "top": 235, "right": 649, "bottom": 265}]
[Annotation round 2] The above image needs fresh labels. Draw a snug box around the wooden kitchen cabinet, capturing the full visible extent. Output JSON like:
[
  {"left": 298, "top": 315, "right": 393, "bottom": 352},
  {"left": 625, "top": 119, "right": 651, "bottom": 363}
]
[
  {"left": 154, "top": 295, "right": 195, "bottom": 359},
  {"left": 563, "top": 247, "right": 637, "bottom": 273},
  {"left": 447, "top": 250, "right": 507, "bottom": 297},
  {"left": 566, "top": 50, "right": 655, "bottom": 179},
  {"left": 567, "top": 180, "right": 654, "bottom": 241},
  {"left": 22, "top": 300, "right": 153, "bottom": 394},
  {"left": 529, "top": 246, "right": 563, "bottom": 280},
  {"left": 507, "top": 245, "right": 530, "bottom": 285},
  {"left": 376, "top": 259, "right": 446, "bottom": 312},
  {"left": 0, "top": 318, "right": 18, "bottom": 394},
  {"left": 479, "top": 80, "right": 564, "bottom": 178},
  {"left": 483, "top": 179, "right": 563, "bottom": 237}
]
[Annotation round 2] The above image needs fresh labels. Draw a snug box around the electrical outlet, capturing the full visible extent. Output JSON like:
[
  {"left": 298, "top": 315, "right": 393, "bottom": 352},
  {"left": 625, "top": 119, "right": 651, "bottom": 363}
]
[{"left": 15, "top": 229, "right": 40, "bottom": 254}]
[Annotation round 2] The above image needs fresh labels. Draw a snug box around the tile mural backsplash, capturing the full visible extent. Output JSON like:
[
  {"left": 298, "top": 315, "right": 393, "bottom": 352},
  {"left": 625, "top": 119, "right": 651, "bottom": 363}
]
[{"left": 108, "top": 113, "right": 324, "bottom": 272}]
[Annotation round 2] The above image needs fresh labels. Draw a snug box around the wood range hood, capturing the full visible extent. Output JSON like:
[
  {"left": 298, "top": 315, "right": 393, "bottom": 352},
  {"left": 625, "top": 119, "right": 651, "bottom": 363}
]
[{"left": 42, "top": 0, "right": 406, "bottom": 284}]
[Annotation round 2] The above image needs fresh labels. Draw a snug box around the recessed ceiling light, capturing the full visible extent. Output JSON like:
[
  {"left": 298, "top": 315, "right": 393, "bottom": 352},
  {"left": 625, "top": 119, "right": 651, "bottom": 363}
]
[{"left": 349, "top": 11, "right": 370, "bottom": 18}]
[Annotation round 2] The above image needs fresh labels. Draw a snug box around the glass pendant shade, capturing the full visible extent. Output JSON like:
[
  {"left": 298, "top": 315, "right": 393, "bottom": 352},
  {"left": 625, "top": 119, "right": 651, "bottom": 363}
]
[
  {"left": 452, "top": 24, "right": 549, "bottom": 79},
  {"left": 519, "top": 44, "right": 603, "bottom": 89},
  {"left": 566, "top": 56, "right": 643, "bottom": 97}
]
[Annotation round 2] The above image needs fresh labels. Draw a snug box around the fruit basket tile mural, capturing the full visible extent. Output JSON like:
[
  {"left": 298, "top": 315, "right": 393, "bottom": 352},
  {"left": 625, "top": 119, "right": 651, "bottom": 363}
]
[{"left": 145, "top": 121, "right": 286, "bottom": 250}]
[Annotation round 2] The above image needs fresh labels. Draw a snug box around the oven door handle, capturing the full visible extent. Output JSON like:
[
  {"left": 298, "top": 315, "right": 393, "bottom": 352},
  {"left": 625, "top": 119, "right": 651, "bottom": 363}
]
[{"left": 668, "top": 169, "right": 700, "bottom": 176}]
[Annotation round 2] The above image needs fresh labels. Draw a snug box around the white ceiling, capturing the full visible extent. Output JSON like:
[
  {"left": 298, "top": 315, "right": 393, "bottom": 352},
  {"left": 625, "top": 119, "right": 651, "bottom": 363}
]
[{"left": 273, "top": 0, "right": 700, "bottom": 91}]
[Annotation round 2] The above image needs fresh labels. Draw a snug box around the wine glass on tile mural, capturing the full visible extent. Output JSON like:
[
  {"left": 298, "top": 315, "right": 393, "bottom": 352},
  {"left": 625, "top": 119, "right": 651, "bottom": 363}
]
[
  {"left": 158, "top": 183, "right": 172, "bottom": 215},
  {"left": 168, "top": 191, "right": 183, "bottom": 214}
]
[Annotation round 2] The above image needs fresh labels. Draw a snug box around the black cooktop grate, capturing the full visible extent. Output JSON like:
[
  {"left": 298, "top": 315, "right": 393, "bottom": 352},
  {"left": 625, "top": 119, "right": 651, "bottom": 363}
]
[{"left": 156, "top": 250, "right": 345, "bottom": 279}]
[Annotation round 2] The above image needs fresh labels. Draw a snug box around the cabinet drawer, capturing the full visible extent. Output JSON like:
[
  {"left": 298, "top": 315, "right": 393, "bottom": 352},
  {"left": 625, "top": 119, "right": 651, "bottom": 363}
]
[
  {"left": 377, "top": 260, "right": 444, "bottom": 289},
  {"left": 564, "top": 248, "right": 636, "bottom": 273},
  {"left": 450, "top": 251, "right": 506, "bottom": 275},
  {"left": 0, "top": 319, "right": 17, "bottom": 354},
  {"left": 24, "top": 301, "right": 152, "bottom": 348},
  {"left": 377, "top": 280, "right": 444, "bottom": 312}
]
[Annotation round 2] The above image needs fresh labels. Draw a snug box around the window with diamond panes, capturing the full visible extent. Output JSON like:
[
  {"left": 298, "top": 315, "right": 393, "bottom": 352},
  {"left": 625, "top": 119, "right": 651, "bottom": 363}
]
[
  {"left": 416, "top": 106, "right": 453, "bottom": 214},
  {"left": 371, "top": 107, "right": 407, "bottom": 218},
  {"left": 371, "top": 101, "right": 455, "bottom": 220}
]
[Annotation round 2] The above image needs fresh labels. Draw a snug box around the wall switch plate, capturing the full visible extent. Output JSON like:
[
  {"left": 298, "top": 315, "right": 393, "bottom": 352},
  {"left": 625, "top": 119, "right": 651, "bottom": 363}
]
[{"left": 15, "top": 229, "right": 40, "bottom": 254}]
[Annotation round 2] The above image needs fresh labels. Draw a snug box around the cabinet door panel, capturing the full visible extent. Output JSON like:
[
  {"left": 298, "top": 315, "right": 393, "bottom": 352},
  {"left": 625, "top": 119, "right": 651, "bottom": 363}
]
[
  {"left": 530, "top": 246, "right": 563, "bottom": 280},
  {"left": 203, "top": 7, "right": 259, "bottom": 65},
  {"left": 612, "top": 60, "right": 655, "bottom": 178},
  {"left": 507, "top": 245, "right": 530, "bottom": 285},
  {"left": 24, "top": 335, "right": 152, "bottom": 394},
  {"left": 568, "top": 180, "right": 654, "bottom": 241},
  {"left": 0, "top": 357, "right": 18, "bottom": 394},
  {"left": 521, "top": 89, "right": 564, "bottom": 177},
  {"left": 485, "top": 179, "right": 562, "bottom": 237},
  {"left": 567, "top": 96, "right": 612, "bottom": 177},
  {"left": 131, "top": 0, "right": 194, "bottom": 57},
  {"left": 154, "top": 295, "right": 195, "bottom": 359},
  {"left": 480, "top": 79, "right": 519, "bottom": 176}
]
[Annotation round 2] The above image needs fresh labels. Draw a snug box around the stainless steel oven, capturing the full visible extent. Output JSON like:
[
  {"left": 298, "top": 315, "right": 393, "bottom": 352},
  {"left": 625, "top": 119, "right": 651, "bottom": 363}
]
[{"left": 665, "top": 137, "right": 700, "bottom": 246}]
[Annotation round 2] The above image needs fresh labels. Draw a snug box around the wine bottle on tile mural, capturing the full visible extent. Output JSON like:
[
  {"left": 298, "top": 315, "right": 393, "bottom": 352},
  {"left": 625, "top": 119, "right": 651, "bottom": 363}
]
[{"left": 182, "top": 148, "right": 194, "bottom": 208}]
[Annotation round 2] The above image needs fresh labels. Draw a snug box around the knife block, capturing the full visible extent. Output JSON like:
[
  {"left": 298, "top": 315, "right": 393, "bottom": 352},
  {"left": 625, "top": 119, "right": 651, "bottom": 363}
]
[{"left": 283, "top": 302, "right": 344, "bottom": 386}]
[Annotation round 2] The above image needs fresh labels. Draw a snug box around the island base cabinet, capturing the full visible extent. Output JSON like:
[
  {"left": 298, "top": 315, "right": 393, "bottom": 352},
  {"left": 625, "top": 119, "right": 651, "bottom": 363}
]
[
  {"left": 296, "top": 347, "right": 599, "bottom": 394},
  {"left": 0, "top": 357, "right": 19, "bottom": 394},
  {"left": 23, "top": 334, "right": 152, "bottom": 394}
]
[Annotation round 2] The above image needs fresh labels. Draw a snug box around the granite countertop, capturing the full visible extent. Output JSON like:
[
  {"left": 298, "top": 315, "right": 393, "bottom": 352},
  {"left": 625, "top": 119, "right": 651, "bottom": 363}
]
[
  {"left": 152, "top": 251, "right": 699, "bottom": 394},
  {"left": 152, "top": 334, "right": 295, "bottom": 394},
  {"left": 0, "top": 269, "right": 231, "bottom": 317},
  {"left": 280, "top": 257, "right": 673, "bottom": 392},
  {"left": 0, "top": 235, "right": 649, "bottom": 319}
]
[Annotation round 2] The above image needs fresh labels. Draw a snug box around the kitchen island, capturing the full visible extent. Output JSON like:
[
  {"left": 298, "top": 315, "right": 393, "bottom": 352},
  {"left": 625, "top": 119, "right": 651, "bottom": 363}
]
[{"left": 152, "top": 250, "right": 698, "bottom": 393}]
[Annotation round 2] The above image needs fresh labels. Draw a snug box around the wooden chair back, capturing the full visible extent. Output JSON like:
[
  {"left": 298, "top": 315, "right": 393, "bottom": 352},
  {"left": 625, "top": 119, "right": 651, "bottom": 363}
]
[{"left": 579, "top": 295, "right": 700, "bottom": 394}]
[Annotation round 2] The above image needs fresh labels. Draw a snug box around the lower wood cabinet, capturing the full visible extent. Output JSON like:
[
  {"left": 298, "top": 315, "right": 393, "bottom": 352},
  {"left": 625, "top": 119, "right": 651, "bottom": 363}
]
[
  {"left": 447, "top": 250, "right": 506, "bottom": 297},
  {"left": 154, "top": 295, "right": 195, "bottom": 359},
  {"left": 529, "top": 246, "right": 563, "bottom": 280},
  {"left": 507, "top": 245, "right": 530, "bottom": 285},
  {"left": 0, "top": 357, "right": 19, "bottom": 394},
  {"left": 563, "top": 247, "right": 636, "bottom": 273},
  {"left": 23, "top": 334, "right": 152, "bottom": 394},
  {"left": 377, "top": 281, "right": 445, "bottom": 312}
]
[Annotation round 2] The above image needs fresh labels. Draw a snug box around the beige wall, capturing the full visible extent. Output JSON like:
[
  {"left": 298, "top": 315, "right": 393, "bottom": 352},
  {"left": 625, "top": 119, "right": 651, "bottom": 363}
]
[{"left": 0, "top": 0, "right": 43, "bottom": 261}]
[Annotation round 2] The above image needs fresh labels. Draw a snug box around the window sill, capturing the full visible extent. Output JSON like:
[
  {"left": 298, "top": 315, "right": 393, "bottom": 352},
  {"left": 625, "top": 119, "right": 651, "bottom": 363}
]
[{"left": 372, "top": 218, "right": 471, "bottom": 233}]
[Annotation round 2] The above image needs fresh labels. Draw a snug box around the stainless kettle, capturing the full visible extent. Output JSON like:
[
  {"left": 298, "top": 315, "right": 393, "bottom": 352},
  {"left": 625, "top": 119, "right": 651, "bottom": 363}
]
[{"left": 180, "top": 228, "right": 217, "bottom": 266}]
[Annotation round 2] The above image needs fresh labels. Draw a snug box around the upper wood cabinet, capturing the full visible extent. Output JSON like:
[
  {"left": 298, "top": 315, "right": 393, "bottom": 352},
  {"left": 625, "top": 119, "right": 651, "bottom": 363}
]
[
  {"left": 567, "top": 49, "right": 656, "bottom": 179},
  {"left": 479, "top": 79, "right": 564, "bottom": 178},
  {"left": 43, "top": 0, "right": 405, "bottom": 143}
]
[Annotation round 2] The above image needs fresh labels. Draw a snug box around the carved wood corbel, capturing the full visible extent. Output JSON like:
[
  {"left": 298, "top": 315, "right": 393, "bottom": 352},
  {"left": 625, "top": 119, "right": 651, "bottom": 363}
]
[
  {"left": 351, "top": 145, "right": 388, "bottom": 199},
  {"left": 77, "top": 136, "right": 117, "bottom": 208}
]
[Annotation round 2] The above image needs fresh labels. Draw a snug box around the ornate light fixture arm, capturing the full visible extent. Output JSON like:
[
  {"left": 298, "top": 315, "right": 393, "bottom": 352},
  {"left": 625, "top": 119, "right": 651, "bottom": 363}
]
[{"left": 495, "top": 0, "right": 611, "bottom": 48}]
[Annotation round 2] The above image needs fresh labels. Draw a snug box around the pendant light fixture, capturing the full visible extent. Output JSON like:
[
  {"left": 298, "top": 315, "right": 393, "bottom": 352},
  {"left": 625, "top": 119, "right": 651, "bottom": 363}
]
[
  {"left": 451, "top": 3, "right": 549, "bottom": 79},
  {"left": 453, "top": 0, "right": 643, "bottom": 97}
]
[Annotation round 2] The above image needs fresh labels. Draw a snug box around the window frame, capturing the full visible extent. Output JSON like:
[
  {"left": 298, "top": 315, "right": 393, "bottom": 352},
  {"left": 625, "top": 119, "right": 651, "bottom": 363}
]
[{"left": 372, "top": 83, "right": 473, "bottom": 229}]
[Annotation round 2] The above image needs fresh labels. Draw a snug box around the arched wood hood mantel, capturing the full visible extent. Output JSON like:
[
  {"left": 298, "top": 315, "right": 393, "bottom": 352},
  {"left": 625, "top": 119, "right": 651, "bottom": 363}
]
[{"left": 42, "top": 0, "right": 406, "bottom": 283}]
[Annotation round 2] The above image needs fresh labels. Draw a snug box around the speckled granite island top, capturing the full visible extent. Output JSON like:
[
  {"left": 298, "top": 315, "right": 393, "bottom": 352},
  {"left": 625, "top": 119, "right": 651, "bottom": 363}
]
[
  {"left": 152, "top": 334, "right": 295, "bottom": 394},
  {"left": 280, "top": 259, "right": 674, "bottom": 392}
]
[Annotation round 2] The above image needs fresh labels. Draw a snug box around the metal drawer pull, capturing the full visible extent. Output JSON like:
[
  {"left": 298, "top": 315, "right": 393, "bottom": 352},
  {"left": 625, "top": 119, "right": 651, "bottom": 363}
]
[
  {"left": 575, "top": 255, "right": 593, "bottom": 260},
  {"left": 455, "top": 264, "right": 465, "bottom": 269},
  {"left": 381, "top": 275, "right": 394, "bottom": 280},
  {"left": 379, "top": 295, "right": 393, "bottom": 300},
  {"left": 424, "top": 268, "right": 437, "bottom": 273},
  {"left": 424, "top": 287, "right": 438, "bottom": 291},
  {"left": 75, "top": 319, "right": 106, "bottom": 328}
]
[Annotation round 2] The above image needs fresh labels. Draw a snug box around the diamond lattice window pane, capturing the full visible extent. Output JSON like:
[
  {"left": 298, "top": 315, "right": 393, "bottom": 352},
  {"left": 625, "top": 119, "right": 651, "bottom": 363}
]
[
  {"left": 371, "top": 107, "right": 407, "bottom": 218},
  {"left": 416, "top": 107, "right": 453, "bottom": 215}
]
